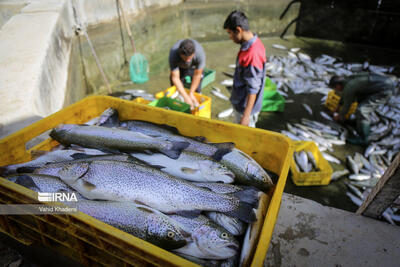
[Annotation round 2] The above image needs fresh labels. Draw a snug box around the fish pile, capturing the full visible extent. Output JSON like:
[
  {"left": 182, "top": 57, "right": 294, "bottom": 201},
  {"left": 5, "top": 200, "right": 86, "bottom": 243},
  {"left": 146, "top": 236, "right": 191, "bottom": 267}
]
[
  {"left": 293, "top": 150, "right": 319, "bottom": 173},
  {"left": 1, "top": 108, "right": 275, "bottom": 265},
  {"left": 268, "top": 45, "right": 400, "bottom": 224},
  {"left": 282, "top": 119, "right": 346, "bottom": 153},
  {"left": 267, "top": 44, "right": 395, "bottom": 97}
]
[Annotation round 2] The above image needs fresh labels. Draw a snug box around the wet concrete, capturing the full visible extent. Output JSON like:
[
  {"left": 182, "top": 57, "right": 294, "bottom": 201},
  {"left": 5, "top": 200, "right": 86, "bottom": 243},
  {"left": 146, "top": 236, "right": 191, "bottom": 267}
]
[{"left": 265, "top": 193, "right": 400, "bottom": 267}]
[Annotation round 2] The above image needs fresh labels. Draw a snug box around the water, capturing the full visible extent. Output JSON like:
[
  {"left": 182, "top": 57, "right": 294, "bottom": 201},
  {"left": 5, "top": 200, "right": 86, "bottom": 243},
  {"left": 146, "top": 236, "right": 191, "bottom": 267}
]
[{"left": 70, "top": 1, "right": 400, "bottom": 212}]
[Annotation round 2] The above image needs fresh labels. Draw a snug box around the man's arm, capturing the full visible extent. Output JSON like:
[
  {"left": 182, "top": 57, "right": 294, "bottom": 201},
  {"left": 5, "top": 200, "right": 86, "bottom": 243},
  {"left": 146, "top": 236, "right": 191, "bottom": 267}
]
[
  {"left": 338, "top": 88, "right": 356, "bottom": 121},
  {"left": 241, "top": 64, "right": 263, "bottom": 126},
  {"left": 189, "top": 68, "right": 203, "bottom": 106},
  {"left": 171, "top": 69, "right": 193, "bottom": 109},
  {"left": 241, "top": 93, "right": 257, "bottom": 126}
]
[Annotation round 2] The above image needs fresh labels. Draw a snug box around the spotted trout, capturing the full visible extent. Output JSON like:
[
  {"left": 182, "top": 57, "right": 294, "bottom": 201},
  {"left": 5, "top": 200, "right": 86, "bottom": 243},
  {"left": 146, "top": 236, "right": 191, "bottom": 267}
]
[
  {"left": 34, "top": 160, "right": 257, "bottom": 223},
  {"left": 49, "top": 124, "right": 189, "bottom": 159}
]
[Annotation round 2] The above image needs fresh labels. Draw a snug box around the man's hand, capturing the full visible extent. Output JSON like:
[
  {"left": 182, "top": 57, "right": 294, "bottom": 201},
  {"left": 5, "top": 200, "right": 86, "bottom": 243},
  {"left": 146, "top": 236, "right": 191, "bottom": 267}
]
[
  {"left": 240, "top": 114, "right": 250, "bottom": 126},
  {"left": 183, "top": 94, "right": 194, "bottom": 110},
  {"left": 333, "top": 112, "right": 341, "bottom": 122},
  {"left": 189, "top": 92, "right": 199, "bottom": 107}
]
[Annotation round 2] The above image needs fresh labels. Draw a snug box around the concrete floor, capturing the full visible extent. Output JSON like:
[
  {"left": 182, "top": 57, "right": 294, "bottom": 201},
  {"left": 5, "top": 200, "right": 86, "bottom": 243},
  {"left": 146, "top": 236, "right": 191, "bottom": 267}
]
[{"left": 265, "top": 193, "right": 400, "bottom": 267}]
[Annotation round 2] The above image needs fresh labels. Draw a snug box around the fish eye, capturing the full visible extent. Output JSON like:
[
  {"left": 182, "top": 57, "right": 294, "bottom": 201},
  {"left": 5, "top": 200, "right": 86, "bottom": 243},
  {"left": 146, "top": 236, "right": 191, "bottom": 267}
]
[
  {"left": 262, "top": 177, "right": 268, "bottom": 182},
  {"left": 221, "top": 232, "right": 228, "bottom": 238},
  {"left": 167, "top": 231, "right": 175, "bottom": 238}
]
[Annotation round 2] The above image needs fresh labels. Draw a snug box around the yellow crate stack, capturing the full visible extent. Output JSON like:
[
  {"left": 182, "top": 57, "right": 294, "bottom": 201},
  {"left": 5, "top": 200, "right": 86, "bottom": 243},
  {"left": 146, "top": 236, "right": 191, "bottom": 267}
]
[{"left": 325, "top": 90, "right": 358, "bottom": 119}]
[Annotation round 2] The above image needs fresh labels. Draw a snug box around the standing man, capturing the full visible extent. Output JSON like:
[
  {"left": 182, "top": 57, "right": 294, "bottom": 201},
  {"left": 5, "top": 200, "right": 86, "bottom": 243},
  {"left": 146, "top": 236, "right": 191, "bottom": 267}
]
[
  {"left": 223, "top": 11, "right": 266, "bottom": 127},
  {"left": 329, "top": 72, "right": 395, "bottom": 145},
  {"left": 169, "top": 39, "right": 205, "bottom": 110}
]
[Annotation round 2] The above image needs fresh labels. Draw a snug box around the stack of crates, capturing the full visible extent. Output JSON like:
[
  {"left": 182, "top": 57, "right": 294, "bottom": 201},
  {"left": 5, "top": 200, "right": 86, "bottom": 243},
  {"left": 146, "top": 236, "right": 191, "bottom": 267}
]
[
  {"left": 290, "top": 141, "right": 333, "bottom": 186},
  {"left": 325, "top": 90, "right": 358, "bottom": 119}
]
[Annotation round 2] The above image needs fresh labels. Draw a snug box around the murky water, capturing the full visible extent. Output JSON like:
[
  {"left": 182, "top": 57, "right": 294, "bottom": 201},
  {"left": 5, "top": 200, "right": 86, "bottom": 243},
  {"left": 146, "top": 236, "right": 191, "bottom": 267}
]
[{"left": 69, "top": 1, "right": 400, "bottom": 212}]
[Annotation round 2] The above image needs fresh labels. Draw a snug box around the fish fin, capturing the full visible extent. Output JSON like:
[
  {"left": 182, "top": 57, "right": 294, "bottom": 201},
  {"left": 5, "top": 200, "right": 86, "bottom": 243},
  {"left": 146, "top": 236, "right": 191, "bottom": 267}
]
[
  {"left": 16, "top": 166, "right": 39, "bottom": 173},
  {"left": 225, "top": 202, "right": 256, "bottom": 223},
  {"left": 137, "top": 206, "right": 155, "bottom": 214},
  {"left": 229, "top": 187, "right": 259, "bottom": 206},
  {"left": 212, "top": 148, "right": 232, "bottom": 161},
  {"left": 70, "top": 153, "right": 94, "bottom": 160},
  {"left": 175, "top": 210, "right": 202, "bottom": 219},
  {"left": 30, "top": 150, "right": 48, "bottom": 159},
  {"left": 160, "top": 141, "right": 190, "bottom": 159},
  {"left": 15, "top": 175, "right": 39, "bottom": 190},
  {"left": 99, "top": 110, "right": 120, "bottom": 127},
  {"left": 158, "top": 123, "right": 180, "bottom": 134},
  {"left": 209, "top": 142, "right": 235, "bottom": 150},
  {"left": 191, "top": 136, "right": 208, "bottom": 142},
  {"left": 180, "top": 167, "right": 198, "bottom": 174},
  {"left": 143, "top": 150, "right": 154, "bottom": 155},
  {"left": 99, "top": 148, "right": 120, "bottom": 154},
  {"left": 82, "top": 181, "right": 96, "bottom": 191},
  {"left": 77, "top": 124, "right": 90, "bottom": 126},
  {"left": 0, "top": 167, "right": 10, "bottom": 177}
]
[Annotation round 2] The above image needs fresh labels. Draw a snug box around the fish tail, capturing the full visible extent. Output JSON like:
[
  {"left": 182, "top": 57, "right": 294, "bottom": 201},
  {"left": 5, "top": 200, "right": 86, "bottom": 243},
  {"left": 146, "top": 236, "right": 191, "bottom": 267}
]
[
  {"left": 160, "top": 141, "right": 189, "bottom": 159},
  {"left": 225, "top": 202, "right": 256, "bottom": 223},
  {"left": 16, "top": 166, "right": 39, "bottom": 173},
  {"left": 0, "top": 166, "right": 11, "bottom": 177},
  {"left": 229, "top": 187, "right": 259, "bottom": 206}
]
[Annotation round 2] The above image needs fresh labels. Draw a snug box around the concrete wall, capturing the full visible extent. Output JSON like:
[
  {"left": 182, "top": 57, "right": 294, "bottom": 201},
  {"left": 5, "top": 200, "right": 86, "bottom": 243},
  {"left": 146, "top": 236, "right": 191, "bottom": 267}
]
[{"left": 0, "top": 0, "right": 182, "bottom": 139}]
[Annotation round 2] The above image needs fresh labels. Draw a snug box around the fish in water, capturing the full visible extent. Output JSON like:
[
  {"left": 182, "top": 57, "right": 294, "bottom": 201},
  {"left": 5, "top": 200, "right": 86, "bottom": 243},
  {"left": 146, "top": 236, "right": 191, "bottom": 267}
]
[
  {"left": 218, "top": 108, "right": 234, "bottom": 118},
  {"left": 221, "top": 79, "right": 233, "bottom": 87},
  {"left": 77, "top": 201, "right": 189, "bottom": 250},
  {"left": 302, "top": 104, "right": 313, "bottom": 115},
  {"left": 50, "top": 124, "right": 189, "bottom": 159},
  {"left": 34, "top": 160, "right": 257, "bottom": 223},
  {"left": 320, "top": 111, "right": 333, "bottom": 121},
  {"left": 211, "top": 89, "right": 230, "bottom": 101},
  {"left": 131, "top": 151, "right": 235, "bottom": 183},
  {"left": 272, "top": 44, "right": 287, "bottom": 50},
  {"left": 170, "top": 214, "right": 239, "bottom": 260}
]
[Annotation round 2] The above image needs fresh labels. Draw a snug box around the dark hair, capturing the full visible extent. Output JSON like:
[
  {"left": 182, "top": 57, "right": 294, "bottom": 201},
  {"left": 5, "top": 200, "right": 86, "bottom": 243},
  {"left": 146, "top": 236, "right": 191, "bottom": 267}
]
[
  {"left": 328, "top": 75, "right": 345, "bottom": 88},
  {"left": 178, "top": 39, "right": 195, "bottom": 56},
  {"left": 223, "top": 10, "right": 250, "bottom": 32}
]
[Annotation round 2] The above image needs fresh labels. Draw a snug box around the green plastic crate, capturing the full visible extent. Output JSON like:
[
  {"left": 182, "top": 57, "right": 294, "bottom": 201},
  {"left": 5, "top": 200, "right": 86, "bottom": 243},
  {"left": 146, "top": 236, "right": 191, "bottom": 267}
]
[
  {"left": 183, "top": 68, "right": 216, "bottom": 89},
  {"left": 148, "top": 97, "right": 191, "bottom": 114}
]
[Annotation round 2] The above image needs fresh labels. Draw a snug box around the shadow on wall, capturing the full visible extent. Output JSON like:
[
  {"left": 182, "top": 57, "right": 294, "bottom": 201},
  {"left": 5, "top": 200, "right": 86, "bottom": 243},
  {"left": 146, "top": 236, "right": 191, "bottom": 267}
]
[{"left": 293, "top": 0, "right": 400, "bottom": 50}]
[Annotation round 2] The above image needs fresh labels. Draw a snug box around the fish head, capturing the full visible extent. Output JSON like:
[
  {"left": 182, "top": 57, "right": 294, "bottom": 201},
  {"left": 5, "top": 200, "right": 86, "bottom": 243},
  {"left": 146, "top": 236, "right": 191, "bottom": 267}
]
[
  {"left": 198, "top": 161, "right": 235, "bottom": 183},
  {"left": 145, "top": 211, "right": 189, "bottom": 250},
  {"left": 57, "top": 162, "right": 90, "bottom": 184},
  {"left": 245, "top": 161, "right": 273, "bottom": 192},
  {"left": 191, "top": 223, "right": 239, "bottom": 259},
  {"left": 49, "top": 124, "right": 77, "bottom": 142},
  {"left": 207, "top": 212, "right": 244, "bottom": 236}
]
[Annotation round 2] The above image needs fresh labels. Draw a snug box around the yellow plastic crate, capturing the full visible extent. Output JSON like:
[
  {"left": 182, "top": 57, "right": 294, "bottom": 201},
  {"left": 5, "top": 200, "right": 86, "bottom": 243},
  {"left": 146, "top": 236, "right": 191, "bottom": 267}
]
[
  {"left": 325, "top": 90, "right": 358, "bottom": 119},
  {"left": 132, "top": 97, "right": 151, "bottom": 104},
  {"left": 290, "top": 141, "right": 333, "bottom": 186},
  {"left": 155, "top": 86, "right": 212, "bottom": 119},
  {"left": 0, "top": 95, "right": 292, "bottom": 267}
]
